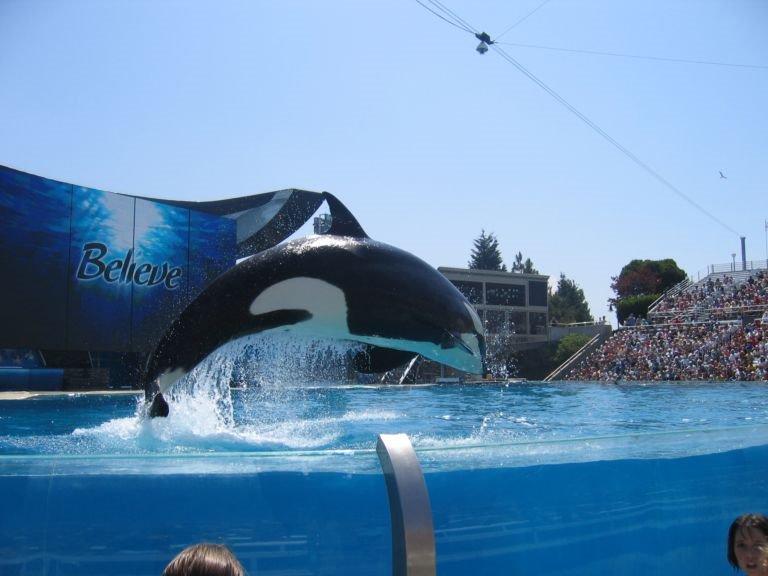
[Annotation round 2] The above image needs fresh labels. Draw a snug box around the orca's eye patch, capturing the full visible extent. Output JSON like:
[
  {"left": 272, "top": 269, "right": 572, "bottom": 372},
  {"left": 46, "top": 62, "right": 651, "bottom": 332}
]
[{"left": 439, "top": 330, "right": 473, "bottom": 354}]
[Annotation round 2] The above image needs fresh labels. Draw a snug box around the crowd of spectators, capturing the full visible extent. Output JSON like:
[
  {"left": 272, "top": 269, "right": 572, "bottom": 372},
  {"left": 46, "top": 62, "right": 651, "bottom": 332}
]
[
  {"left": 568, "top": 270, "right": 768, "bottom": 382},
  {"left": 651, "top": 271, "right": 767, "bottom": 323}
]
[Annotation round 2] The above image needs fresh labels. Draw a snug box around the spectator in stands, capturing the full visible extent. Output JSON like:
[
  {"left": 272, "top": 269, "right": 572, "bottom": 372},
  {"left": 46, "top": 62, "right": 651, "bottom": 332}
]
[
  {"left": 163, "top": 543, "right": 246, "bottom": 576},
  {"left": 728, "top": 513, "right": 768, "bottom": 576},
  {"left": 568, "top": 269, "right": 767, "bottom": 382}
]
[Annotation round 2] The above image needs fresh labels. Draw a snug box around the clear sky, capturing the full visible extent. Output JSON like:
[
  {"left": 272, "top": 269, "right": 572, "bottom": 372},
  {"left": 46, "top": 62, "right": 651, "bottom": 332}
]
[{"left": 1, "top": 1, "right": 766, "bottom": 325}]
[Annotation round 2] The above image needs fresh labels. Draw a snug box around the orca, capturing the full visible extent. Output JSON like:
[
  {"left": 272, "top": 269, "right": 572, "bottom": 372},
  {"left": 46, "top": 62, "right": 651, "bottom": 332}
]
[{"left": 144, "top": 192, "right": 485, "bottom": 417}]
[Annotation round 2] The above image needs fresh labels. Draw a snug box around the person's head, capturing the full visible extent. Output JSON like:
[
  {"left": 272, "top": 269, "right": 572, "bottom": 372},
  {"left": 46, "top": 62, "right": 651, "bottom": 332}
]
[
  {"left": 728, "top": 514, "right": 768, "bottom": 576},
  {"left": 163, "top": 543, "right": 246, "bottom": 576}
]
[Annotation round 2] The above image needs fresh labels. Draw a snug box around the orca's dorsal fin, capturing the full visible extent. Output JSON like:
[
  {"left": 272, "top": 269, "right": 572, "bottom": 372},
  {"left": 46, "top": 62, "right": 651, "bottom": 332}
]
[{"left": 322, "top": 191, "right": 368, "bottom": 238}]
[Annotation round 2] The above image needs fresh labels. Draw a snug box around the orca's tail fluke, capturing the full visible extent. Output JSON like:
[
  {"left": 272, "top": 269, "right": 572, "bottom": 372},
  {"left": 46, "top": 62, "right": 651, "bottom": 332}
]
[
  {"left": 147, "top": 392, "right": 170, "bottom": 418},
  {"left": 143, "top": 367, "right": 169, "bottom": 418}
]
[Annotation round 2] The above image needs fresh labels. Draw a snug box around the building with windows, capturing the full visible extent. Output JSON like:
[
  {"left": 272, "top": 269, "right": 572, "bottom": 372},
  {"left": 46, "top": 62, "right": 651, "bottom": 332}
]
[{"left": 438, "top": 267, "right": 550, "bottom": 348}]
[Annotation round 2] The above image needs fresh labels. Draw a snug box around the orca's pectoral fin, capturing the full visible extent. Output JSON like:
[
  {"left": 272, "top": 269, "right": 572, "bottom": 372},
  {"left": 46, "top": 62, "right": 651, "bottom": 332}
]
[
  {"left": 351, "top": 345, "right": 417, "bottom": 373},
  {"left": 147, "top": 393, "right": 170, "bottom": 418}
]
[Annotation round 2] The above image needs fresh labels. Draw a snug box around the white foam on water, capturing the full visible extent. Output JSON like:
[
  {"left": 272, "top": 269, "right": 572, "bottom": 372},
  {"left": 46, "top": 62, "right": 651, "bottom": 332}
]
[
  {"left": 63, "top": 335, "right": 409, "bottom": 454},
  {"left": 7, "top": 344, "right": 768, "bottom": 472},
  {"left": 340, "top": 408, "right": 400, "bottom": 422}
]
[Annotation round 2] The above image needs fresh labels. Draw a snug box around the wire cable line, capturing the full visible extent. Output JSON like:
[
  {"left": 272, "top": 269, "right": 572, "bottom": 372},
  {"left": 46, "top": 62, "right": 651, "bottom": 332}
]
[
  {"left": 413, "top": 0, "right": 743, "bottom": 238},
  {"left": 489, "top": 43, "right": 741, "bottom": 237},
  {"left": 426, "top": 0, "right": 477, "bottom": 33},
  {"left": 413, "top": 0, "right": 474, "bottom": 34},
  {"left": 494, "top": 41, "right": 768, "bottom": 70},
  {"left": 494, "top": 0, "right": 551, "bottom": 42}
]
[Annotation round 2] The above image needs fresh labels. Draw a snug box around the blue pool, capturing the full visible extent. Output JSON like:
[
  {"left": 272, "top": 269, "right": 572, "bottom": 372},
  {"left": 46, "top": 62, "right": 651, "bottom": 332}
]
[{"left": 1, "top": 379, "right": 767, "bottom": 575}]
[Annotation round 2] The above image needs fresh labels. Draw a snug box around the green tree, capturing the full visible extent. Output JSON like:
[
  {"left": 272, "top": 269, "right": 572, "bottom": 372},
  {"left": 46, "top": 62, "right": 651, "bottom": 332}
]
[
  {"left": 510, "top": 251, "right": 538, "bottom": 274},
  {"left": 514, "top": 344, "right": 558, "bottom": 380},
  {"left": 468, "top": 230, "right": 506, "bottom": 271},
  {"left": 553, "top": 334, "right": 592, "bottom": 365},
  {"left": 549, "top": 273, "right": 593, "bottom": 324},
  {"left": 610, "top": 258, "right": 687, "bottom": 324}
]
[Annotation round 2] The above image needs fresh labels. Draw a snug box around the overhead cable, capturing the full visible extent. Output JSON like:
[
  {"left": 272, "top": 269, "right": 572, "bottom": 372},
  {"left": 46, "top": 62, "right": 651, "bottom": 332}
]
[
  {"left": 414, "top": 0, "right": 743, "bottom": 238},
  {"left": 495, "top": 41, "right": 768, "bottom": 70},
  {"left": 490, "top": 42, "right": 742, "bottom": 237},
  {"left": 493, "top": 0, "right": 551, "bottom": 42}
]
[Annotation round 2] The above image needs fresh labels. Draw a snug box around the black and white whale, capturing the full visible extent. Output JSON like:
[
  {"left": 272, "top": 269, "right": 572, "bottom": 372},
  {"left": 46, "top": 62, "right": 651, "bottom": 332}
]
[{"left": 144, "top": 192, "right": 485, "bottom": 417}]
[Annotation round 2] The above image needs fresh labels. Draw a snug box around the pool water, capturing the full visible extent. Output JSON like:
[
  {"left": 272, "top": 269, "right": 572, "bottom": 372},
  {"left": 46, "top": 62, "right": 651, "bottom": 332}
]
[
  {"left": 1, "top": 381, "right": 767, "bottom": 575},
  {"left": 3, "top": 381, "right": 767, "bottom": 457}
]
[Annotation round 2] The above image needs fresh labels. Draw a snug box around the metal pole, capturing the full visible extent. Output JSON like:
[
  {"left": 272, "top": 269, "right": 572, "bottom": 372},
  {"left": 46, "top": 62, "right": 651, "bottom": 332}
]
[
  {"left": 376, "top": 434, "right": 436, "bottom": 576},
  {"left": 741, "top": 236, "right": 747, "bottom": 271}
]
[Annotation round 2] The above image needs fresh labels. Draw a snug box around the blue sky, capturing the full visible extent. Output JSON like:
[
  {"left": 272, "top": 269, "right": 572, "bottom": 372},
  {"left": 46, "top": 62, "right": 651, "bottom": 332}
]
[{"left": 1, "top": 0, "right": 766, "bottom": 325}]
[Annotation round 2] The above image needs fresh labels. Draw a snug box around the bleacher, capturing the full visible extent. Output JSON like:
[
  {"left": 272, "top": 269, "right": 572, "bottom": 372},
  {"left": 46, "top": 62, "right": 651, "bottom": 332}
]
[{"left": 560, "top": 268, "right": 768, "bottom": 382}]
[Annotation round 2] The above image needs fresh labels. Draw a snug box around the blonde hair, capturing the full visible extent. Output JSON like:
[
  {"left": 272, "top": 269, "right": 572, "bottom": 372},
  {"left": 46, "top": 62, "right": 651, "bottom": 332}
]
[{"left": 163, "top": 543, "right": 246, "bottom": 576}]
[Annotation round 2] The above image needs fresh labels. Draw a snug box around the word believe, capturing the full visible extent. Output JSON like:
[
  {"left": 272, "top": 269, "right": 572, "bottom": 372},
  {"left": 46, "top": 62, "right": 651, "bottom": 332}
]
[{"left": 76, "top": 242, "right": 183, "bottom": 290}]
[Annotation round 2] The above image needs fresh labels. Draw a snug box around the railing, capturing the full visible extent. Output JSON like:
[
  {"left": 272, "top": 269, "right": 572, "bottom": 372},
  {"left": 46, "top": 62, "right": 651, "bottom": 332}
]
[
  {"left": 648, "top": 266, "right": 767, "bottom": 322},
  {"left": 543, "top": 329, "right": 612, "bottom": 382},
  {"left": 648, "top": 304, "right": 767, "bottom": 324},
  {"left": 376, "top": 433, "right": 436, "bottom": 576},
  {"left": 617, "top": 318, "right": 744, "bottom": 330},
  {"left": 697, "top": 259, "right": 767, "bottom": 279},
  {"left": 646, "top": 277, "right": 692, "bottom": 316},
  {"left": 550, "top": 320, "right": 610, "bottom": 328}
]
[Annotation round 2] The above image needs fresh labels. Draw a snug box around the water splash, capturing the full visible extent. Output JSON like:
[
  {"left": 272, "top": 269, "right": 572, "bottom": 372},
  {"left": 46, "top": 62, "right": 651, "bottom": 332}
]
[{"left": 130, "top": 335, "right": 375, "bottom": 452}]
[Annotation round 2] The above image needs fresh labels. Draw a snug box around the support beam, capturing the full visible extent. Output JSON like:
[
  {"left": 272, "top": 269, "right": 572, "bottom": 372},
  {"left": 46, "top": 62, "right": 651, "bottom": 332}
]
[{"left": 376, "top": 433, "right": 436, "bottom": 576}]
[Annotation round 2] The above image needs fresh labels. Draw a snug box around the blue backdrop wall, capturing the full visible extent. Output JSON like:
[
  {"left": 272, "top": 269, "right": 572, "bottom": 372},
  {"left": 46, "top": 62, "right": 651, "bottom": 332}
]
[{"left": 0, "top": 165, "right": 236, "bottom": 353}]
